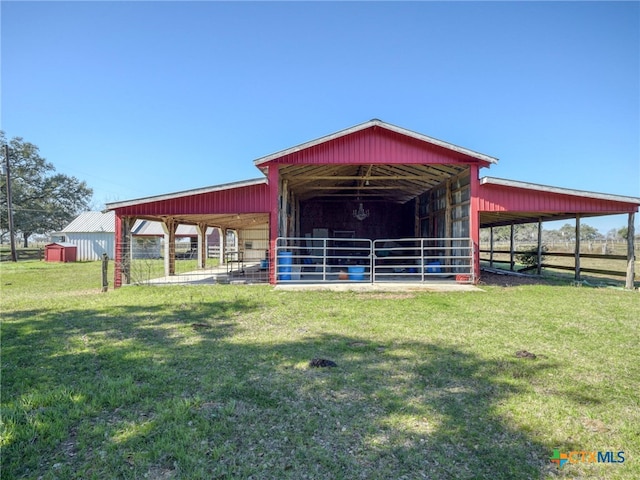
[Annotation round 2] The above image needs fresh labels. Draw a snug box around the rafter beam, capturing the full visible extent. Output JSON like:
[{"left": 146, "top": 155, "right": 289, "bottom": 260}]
[
  {"left": 304, "top": 185, "right": 404, "bottom": 190},
  {"left": 288, "top": 175, "right": 439, "bottom": 181}
]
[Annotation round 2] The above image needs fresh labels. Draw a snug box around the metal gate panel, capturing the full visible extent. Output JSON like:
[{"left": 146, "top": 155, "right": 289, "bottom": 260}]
[
  {"left": 373, "top": 238, "right": 473, "bottom": 282},
  {"left": 275, "top": 237, "right": 473, "bottom": 284}
]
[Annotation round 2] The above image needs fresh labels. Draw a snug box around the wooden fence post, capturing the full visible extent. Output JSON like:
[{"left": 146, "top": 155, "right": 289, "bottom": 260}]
[
  {"left": 537, "top": 219, "right": 543, "bottom": 275},
  {"left": 509, "top": 224, "right": 515, "bottom": 271},
  {"left": 489, "top": 227, "right": 494, "bottom": 269},
  {"left": 626, "top": 212, "right": 636, "bottom": 290},
  {"left": 575, "top": 215, "right": 581, "bottom": 281},
  {"left": 101, "top": 253, "right": 109, "bottom": 292}
]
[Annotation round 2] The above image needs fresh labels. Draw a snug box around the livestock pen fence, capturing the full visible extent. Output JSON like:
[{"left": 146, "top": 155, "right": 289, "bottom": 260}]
[
  {"left": 274, "top": 237, "right": 474, "bottom": 284},
  {"left": 114, "top": 240, "right": 223, "bottom": 285},
  {"left": 480, "top": 240, "right": 639, "bottom": 282}
]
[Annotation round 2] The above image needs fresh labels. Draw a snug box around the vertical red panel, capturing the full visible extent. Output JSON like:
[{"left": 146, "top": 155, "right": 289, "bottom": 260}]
[
  {"left": 273, "top": 128, "right": 487, "bottom": 167},
  {"left": 114, "top": 214, "right": 122, "bottom": 288},
  {"left": 268, "top": 166, "right": 280, "bottom": 285},
  {"left": 469, "top": 165, "right": 480, "bottom": 282},
  {"left": 116, "top": 183, "right": 271, "bottom": 217}
]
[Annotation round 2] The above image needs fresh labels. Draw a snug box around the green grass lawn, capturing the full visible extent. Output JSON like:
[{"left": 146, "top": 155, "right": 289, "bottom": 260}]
[{"left": 1, "top": 261, "right": 638, "bottom": 479}]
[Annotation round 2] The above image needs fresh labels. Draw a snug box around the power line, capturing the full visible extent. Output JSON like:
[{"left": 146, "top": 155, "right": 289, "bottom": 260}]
[{"left": 2, "top": 144, "right": 17, "bottom": 261}]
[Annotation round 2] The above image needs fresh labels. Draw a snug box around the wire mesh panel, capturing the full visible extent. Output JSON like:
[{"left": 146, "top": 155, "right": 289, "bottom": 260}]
[{"left": 116, "top": 239, "right": 219, "bottom": 285}]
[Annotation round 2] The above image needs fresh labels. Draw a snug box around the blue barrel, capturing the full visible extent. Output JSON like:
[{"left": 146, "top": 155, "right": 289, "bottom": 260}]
[
  {"left": 426, "top": 261, "right": 442, "bottom": 273},
  {"left": 278, "top": 251, "right": 293, "bottom": 280},
  {"left": 348, "top": 265, "right": 365, "bottom": 281}
]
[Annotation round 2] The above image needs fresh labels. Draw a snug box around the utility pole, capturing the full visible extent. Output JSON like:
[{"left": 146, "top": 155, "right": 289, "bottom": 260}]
[{"left": 3, "top": 144, "right": 17, "bottom": 262}]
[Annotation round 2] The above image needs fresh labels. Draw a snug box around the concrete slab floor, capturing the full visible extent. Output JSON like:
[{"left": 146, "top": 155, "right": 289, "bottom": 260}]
[{"left": 274, "top": 282, "right": 483, "bottom": 292}]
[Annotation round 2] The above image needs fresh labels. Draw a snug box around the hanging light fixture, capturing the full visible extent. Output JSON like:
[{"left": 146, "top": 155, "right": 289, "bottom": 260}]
[{"left": 353, "top": 202, "right": 370, "bottom": 221}]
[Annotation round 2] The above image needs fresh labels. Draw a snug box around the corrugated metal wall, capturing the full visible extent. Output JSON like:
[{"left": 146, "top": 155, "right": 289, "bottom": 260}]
[
  {"left": 115, "top": 183, "right": 271, "bottom": 217},
  {"left": 65, "top": 233, "right": 114, "bottom": 261},
  {"left": 478, "top": 184, "right": 637, "bottom": 214},
  {"left": 271, "top": 128, "right": 487, "bottom": 166}
]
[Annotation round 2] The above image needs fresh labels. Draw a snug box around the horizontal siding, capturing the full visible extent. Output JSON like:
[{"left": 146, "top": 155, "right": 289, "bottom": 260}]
[
  {"left": 114, "top": 183, "right": 270, "bottom": 217},
  {"left": 478, "top": 184, "right": 638, "bottom": 214},
  {"left": 271, "top": 128, "right": 485, "bottom": 166}
]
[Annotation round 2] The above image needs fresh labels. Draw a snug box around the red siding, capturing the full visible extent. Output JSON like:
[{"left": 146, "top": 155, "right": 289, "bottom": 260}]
[
  {"left": 114, "top": 215, "right": 123, "bottom": 288},
  {"left": 469, "top": 165, "right": 481, "bottom": 278},
  {"left": 478, "top": 184, "right": 638, "bottom": 214},
  {"left": 268, "top": 166, "right": 280, "bottom": 284},
  {"left": 113, "top": 183, "right": 270, "bottom": 217},
  {"left": 45, "top": 243, "right": 77, "bottom": 262},
  {"left": 265, "top": 127, "right": 489, "bottom": 167}
]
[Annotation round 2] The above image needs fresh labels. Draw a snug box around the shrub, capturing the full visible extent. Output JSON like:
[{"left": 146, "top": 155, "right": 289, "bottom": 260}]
[{"left": 515, "top": 245, "right": 548, "bottom": 269}]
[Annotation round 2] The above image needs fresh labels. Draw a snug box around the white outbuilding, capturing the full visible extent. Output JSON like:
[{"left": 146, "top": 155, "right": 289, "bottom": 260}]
[
  {"left": 53, "top": 211, "right": 222, "bottom": 261},
  {"left": 51, "top": 211, "right": 116, "bottom": 261}
]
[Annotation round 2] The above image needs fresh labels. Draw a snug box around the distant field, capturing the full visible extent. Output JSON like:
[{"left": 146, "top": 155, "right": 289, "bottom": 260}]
[
  {"left": 0, "top": 247, "right": 213, "bottom": 281},
  {"left": 1, "top": 260, "right": 639, "bottom": 479},
  {"left": 480, "top": 241, "right": 638, "bottom": 285}
]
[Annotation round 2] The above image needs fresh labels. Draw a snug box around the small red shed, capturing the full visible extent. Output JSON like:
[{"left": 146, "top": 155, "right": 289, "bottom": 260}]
[{"left": 45, "top": 242, "right": 77, "bottom": 262}]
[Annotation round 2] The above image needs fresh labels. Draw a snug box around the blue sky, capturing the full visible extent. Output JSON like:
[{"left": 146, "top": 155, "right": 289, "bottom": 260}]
[{"left": 2, "top": 1, "right": 638, "bottom": 233}]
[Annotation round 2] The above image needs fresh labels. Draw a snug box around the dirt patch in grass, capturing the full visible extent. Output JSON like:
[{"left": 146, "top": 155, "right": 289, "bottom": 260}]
[
  {"left": 479, "top": 272, "right": 554, "bottom": 287},
  {"left": 356, "top": 293, "right": 416, "bottom": 300},
  {"left": 146, "top": 466, "right": 176, "bottom": 479}
]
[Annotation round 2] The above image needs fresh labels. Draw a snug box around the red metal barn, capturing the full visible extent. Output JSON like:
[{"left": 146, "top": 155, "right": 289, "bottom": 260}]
[
  {"left": 106, "top": 120, "right": 640, "bottom": 288},
  {"left": 45, "top": 242, "right": 78, "bottom": 262}
]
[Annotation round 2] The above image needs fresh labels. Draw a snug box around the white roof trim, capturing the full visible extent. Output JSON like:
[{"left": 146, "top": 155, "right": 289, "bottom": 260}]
[
  {"left": 253, "top": 119, "right": 498, "bottom": 166},
  {"left": 105, "top": 177, "right": 267, "bottom": 210},
  {"left": 480, "top": 177, "right": 640, "bottom": 205},
  {"left": 47, "top": 242, "right": 76, "bottom": 247}
]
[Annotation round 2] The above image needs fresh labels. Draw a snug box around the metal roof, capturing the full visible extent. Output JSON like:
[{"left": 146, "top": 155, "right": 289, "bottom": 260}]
[
  {"left": 57, "top": 212, "right": 223, "bottom": 237},
  {"left": 254, "top": 119, "right": 499, "bottom": 167},
  {"left": 46, "top": 242, "right": 77, "bottom": 248},
  {"left": 106, "top": 178, "right": 271, "bottom": 231},
  {"left": 60, "top": 211, "right": 116, "bottom": 233},
  {"left": 480, "top": 177, "right": 640, "bottom": 205},
  {"left": 105, "top": 178, "right": 268, "bottom": 210},
  {"left": 479, "top": 176, "right": 640, "bottom": 227}
]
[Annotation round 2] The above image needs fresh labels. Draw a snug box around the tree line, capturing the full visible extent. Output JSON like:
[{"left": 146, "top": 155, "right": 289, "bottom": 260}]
[
  {"left": 1, "top": 132, "right": 92, "bottom": 247},
  {"left": 1, "top": 132, "right": 637, "bottom": 249},
  {"left": 480, "top": 223, "right": 637, "bottom": 245}
]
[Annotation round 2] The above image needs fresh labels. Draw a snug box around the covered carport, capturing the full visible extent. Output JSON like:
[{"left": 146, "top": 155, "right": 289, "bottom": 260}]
[{"left": 478, "top": 177, "right": 639, "bottom": 288}]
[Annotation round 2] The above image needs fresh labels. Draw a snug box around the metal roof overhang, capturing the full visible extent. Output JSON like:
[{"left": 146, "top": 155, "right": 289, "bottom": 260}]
[
  {"left": 479, "top": 177, "right": 640, "bottom": 227},
  {"left": 105, "top": 178, "right": 270, "bottom": 231}
]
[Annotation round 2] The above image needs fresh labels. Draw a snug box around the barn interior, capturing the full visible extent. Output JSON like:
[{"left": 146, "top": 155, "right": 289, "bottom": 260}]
[{"left": 278, "top": 163, "right": 472, "bottom": 241}]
